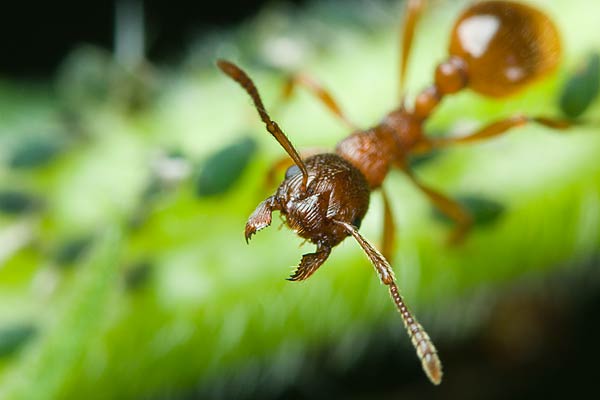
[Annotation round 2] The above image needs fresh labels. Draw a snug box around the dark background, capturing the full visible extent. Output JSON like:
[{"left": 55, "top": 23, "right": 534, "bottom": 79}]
[{"left": 0, "top": 0, "right": 307, "bottom": 78}]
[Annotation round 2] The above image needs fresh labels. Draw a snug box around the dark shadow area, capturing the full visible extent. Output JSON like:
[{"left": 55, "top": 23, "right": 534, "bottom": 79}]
[
  {"left": 189, "top": 261, "right": 600, "bottom": 400},
  {"left": 0, "top": 0, "right": 308, "bottom": 78}
]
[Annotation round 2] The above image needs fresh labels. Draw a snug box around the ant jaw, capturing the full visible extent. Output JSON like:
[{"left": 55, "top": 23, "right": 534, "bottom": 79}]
[
  {"left": 287, "top": 245, "right": 331, "bottom": 282},
  {"left": 245, "top": 196, "right": 276, "bottom": 243}
]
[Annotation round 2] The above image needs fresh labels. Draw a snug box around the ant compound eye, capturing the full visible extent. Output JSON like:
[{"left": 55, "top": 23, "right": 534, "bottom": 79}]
[{"left": 285, "top": 164, "right": 301, "bottom": 180}]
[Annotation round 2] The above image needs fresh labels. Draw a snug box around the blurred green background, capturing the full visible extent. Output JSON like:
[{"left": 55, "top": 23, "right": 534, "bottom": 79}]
[{"left": 0, "top": 0, "right": 599, "bottom": 398}]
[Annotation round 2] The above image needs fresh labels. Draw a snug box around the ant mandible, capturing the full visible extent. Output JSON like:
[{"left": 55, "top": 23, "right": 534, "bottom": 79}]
[{"left": 217, "top": 0, "right": 570, "bottom": 385}]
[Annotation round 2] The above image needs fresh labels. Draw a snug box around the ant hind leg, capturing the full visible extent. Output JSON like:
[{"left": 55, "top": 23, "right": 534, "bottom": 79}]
[
  {"left": 402, "top": 167, "right": 472, "bottom": 246},
  {"left": 428, "top": 114, "right": 571, "bottom": 148}
]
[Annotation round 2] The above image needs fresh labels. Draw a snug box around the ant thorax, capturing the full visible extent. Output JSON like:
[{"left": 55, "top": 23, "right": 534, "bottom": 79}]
[
  {"left": 336, "top": 109, "right": 424, "bottom": 189},
  {"left": 336, "top": 129, "right": 397, "bottom": 190}
]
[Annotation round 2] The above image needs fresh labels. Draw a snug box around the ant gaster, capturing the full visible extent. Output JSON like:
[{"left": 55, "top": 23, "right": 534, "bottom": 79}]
[{"left": 218, "top": 0, "right": 570, "bottom": 385}]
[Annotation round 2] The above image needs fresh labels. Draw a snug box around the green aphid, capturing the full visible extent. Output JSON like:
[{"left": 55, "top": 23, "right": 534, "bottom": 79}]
[
  {"left": 559, "top": 53, "right": 599, "bottom": 119},
  {"left": 53, "top": 235, "right": 95, "bottom": 267},
  {"left": 433, "top": 194, "right": 505, "bottom": 227},
  {"left": 0, "top": 190, "right": 39, "bottom": 214},
  {"left": 196, "top": 136, "right": 257, "bottom": 197},
  {"left": 0, "top": 323, "right": 36, "bottom": 357},
  {"left": 8, "top": 136, "right": 64, "bottom": 169},
  {"left": 124, "top": 261, "right": 153, "bottom": 291}
]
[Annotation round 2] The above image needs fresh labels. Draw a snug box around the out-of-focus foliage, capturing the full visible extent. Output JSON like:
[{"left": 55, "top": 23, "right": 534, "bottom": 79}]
[{"left": 0, "top": 0, "right": 599, "bottom": 399}]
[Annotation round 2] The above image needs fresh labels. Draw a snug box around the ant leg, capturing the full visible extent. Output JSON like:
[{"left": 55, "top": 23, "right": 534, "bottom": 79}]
[
  {"left": 277, "top": 72, "right": 358, "bottom": 130},
  {"left": 399, "top": 0, "right": 426, "bottom": 97},
  {"left": 427, "top": 115, "right": 571, "bottom": 148},
  {"left": 402, "top": 167, "right": 472, "bottom": 245},
  {"left": 287, "top": 244, "right": 332, "bottom": 282},
  {"left": 265, "top": 157, "right": 295, "bottom": 189},
  {"left": 333, "top": 219, "right": 442, "bottom": 385},
  {"left": 380, "top": 187, "right": 397, "bottom": 262}
]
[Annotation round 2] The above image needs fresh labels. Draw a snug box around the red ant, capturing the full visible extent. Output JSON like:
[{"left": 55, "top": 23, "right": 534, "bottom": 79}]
[{"left": 217, "top": 0, "right": 570, "bottom": 385}]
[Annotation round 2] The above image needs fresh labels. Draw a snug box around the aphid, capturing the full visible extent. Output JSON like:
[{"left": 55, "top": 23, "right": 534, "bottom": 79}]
[
  {"left": 0, "top": 323, "right": 36, "bottom": 357},
  {"left": 196, "top": 136, "right": 257, "bottom": 197},
  {"left": 217, "top": 0, "right": 571, "bottom": 385}
]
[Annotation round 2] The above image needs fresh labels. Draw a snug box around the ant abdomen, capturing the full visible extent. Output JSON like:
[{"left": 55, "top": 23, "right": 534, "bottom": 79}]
[{"left": 448, "top": 1, "right": 561, "bottom": 97}]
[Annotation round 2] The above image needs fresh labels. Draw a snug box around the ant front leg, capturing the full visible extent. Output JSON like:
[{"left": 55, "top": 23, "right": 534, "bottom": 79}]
[
  {"left": 334, "top": 219, "right": 442, "bottom": 385},
  {"left": 401, "top": 166, "right": 472, "bottom": 246},
  {"left": 426, "top": 115, "right": 571, "bottom": 148},
  {"left": 276, "top": 72, "right": 358, "bottom": 130},
  {"left": 287, "top": 244, "right": 332, "bottom": 282}
]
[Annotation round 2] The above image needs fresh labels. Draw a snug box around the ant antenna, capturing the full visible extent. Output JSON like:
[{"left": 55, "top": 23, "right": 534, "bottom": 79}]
[
  {"left": 334, "top": 220, "right": 442, "bottom": 385},
  {"left": 217, "top": 59, "right": 309, "bottom": 190}
]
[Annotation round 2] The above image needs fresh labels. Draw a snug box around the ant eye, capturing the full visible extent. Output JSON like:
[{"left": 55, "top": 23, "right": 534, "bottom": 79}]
[{"left": 285, "top": 164, "right": 301, "bottom": 180}]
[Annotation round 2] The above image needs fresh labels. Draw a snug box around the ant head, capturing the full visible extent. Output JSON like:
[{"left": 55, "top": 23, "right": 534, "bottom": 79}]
[{"left": 256, "top": 153, "right": 370, "bottom": 244}]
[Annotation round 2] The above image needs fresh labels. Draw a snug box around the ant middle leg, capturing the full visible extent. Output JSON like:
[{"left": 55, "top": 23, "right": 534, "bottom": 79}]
[
  {"left": 380, "top": 187, "right": 397, "bottom": 262},
  {"left": 401, "top": 166, "right": 472, "bottom": 245},
  {"left": 425, "top": 114, "right": 571, "bottom": 148}
]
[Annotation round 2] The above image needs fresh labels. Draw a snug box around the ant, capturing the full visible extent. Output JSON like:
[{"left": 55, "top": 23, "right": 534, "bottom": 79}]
[{"left": 217, "top": 0, "right": 571, "bottom": 385}]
